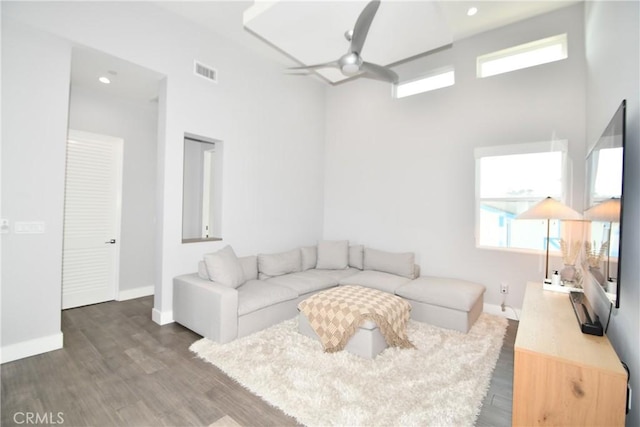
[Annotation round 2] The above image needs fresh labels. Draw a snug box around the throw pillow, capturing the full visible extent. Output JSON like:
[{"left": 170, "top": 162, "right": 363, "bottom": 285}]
[
  {"left": 197, "top": 260, "right": 209, "bottom": 280},
  {"left": 364, "top": 247, "right": 416, "bottom": 279},
  {"left": 203, "top": 245, "right": 246, "bottom": 288},
  {"left": 301, "top": 246, "right": 317, "bottom": 271},
  {"left": 316, "top": 240, "right": 349, "bottom": 270},
  {"left": 258, "top": 249, "right": 302, "bottom": 277},
  {"left": 349, "top": 245, "right": 364, "bottom": 270}
]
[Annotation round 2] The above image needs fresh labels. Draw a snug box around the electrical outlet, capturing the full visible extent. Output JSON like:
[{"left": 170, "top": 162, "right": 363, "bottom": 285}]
[{"left": 500, "top": 282, "right": 509, "bottom": 294}]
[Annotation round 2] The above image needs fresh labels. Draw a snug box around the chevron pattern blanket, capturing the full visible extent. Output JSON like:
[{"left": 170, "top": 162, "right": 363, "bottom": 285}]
[{"left": 298, "top": 285, "right": 414, "bottom": 353}]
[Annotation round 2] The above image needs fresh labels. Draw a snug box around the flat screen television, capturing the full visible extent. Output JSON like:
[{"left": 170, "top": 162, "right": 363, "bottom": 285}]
[{"left": 584, "top": 99, "right": 626, "bottom": 309}]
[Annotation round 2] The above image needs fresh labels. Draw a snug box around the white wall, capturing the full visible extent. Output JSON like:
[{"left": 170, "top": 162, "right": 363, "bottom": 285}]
[
  {"left": 1, "top": 18, "right": 71, "bottom": 362},
  {"left": 1, "top": 1, "right": 326, "bottom": 359},
  {"left": 68, "top": 84, "right": 158, "bottom": 296},
  {"left": 324, "top": 4, "right": 586, "bottom": 311},
  {"left": 585, "top": 2, "right": 640, "bottom": 424}
]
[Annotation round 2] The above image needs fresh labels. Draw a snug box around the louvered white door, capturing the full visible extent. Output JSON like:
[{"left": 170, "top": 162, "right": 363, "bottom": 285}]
[{"left": 62, "top": 129, "right": 123, "bottom": 309}]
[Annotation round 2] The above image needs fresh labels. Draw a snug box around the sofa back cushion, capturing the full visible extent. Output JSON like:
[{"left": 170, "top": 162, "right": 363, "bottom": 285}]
[
  {"left": 364, "top": 248, "right": 416, "bottom": 279},
  {"left": 203, "top": 245, "right": 246, "bottom": 288},
  {"left": 197, "top": 260, "right": 209, "bottom": 280},
  {"left": 199, "top": 256, "right": 257, "bottom": 281},
  {"left": 338, "top": 270, "right": 411, "bottom": 294},
  {"left": 239, "top": 255, "right": 258, "bottom": 281},
  {"left": 258, "top": 249, "right": 302, "bottom": 278},
  {"left": 301, "top": 246, "right": 317, "bottom": 271},
  {"left": 316, "top": 240, "right": 349, "bottom": 270},
  {"left": 349, "top": 245, "right": 364, "bottom": 270}
]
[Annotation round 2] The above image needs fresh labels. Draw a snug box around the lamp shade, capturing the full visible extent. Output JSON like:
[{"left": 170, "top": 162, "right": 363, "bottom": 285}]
[
  {"left": 516, "top": 197, "right": 583, "bottom": 220},
  {"left": 584, "top": 198, "right": 621, "bottom": 222}
]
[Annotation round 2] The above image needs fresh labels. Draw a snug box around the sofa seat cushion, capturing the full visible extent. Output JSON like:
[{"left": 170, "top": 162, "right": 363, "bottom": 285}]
[
  {"left": 307, "top": 268, "right": 360, "bottom": 283},
  {"left": 266, "top": 271, "right": 337, "bottom": 295},
  {"left": 237, "top": 280, "right": 298, "bottom": 316},
  {"left": 395, "top": 276, "right": 485, "bottom": 312},
  {"left": 338, "top": 270, "right": 411, "bottom": 294}
]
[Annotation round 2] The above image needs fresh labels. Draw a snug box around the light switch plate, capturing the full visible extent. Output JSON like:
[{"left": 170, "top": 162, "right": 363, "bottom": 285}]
[{"left": 14, "top": 221, "right": 45, "bottom": 234}]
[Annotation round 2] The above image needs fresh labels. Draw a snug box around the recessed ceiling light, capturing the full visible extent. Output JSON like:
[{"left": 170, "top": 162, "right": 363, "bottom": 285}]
[
  {"left": 467, "top": 7, "right": 478, "bottom": 17},
  {"left": 98, "top": 76, "right": 111, "bottom": 84}
]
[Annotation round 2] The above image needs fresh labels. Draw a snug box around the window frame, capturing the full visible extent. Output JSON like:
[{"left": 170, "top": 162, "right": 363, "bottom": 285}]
[{"left": 474, "top": 140, "right": 570, "bottom": 254}]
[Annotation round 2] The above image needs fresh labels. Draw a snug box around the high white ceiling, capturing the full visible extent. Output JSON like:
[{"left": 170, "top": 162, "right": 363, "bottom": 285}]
[
  {"left": 159, "top": 0, "right": 580, "bottom": 84},
  {"left": 71, "top": 46, "right": 164, "bottom": 103},
  {"left": 71, "top": 1, "right": 580, "bottom": 101},
  {"left": 244, "top": 1, "right": 454, "bottom": 83}
]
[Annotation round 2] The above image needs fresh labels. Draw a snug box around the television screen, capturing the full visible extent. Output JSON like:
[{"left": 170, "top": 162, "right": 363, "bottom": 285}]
[{"left": 584, "top": 100, "right": 626, "bottom": 308}]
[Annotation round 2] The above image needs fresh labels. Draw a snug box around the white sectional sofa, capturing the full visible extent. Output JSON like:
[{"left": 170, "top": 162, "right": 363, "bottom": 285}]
[{"left": 173, "top": 241, "right": 486, "bottom": 344}]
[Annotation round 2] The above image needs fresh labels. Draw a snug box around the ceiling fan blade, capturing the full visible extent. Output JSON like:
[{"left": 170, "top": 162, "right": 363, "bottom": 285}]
[
  {"left": 284, "top": 71, "right": 315, "bottom": 76},
  {"left": 288, "top": 61, "right": 339, "bottom": 71},
  {"left": 361, "top": 62, "right": 398, "bottom": 83},
  {"left": 350, "top": 0, "right": 380, "bottom": 55}
]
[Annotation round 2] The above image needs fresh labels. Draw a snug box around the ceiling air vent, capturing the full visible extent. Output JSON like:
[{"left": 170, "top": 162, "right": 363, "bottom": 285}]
[{"left": 194, "top": 61, "right": 217, "bottom": 83}]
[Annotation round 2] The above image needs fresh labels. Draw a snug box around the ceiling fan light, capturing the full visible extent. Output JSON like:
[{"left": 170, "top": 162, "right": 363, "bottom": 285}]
[{"left": 341, "top": 63, "right": 360, "bottom": 75}]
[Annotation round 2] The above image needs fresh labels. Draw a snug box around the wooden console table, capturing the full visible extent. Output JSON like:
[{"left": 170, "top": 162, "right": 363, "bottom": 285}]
[{"left": 513, "top": 282, "right": 627, "bottom": 426}]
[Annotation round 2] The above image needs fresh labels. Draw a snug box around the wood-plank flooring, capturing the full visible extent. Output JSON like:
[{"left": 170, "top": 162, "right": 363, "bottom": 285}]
[
  {"left": 477, "top": 317, "right": 518, "bottom": 427},
  {"left": 1, "top": 296, "right": 517, "bottom": 426}
]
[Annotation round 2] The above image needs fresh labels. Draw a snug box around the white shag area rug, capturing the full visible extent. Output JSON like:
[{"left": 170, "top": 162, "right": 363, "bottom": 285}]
[{"left": 190, "top": 313, "right": 507, "bottom": 427}]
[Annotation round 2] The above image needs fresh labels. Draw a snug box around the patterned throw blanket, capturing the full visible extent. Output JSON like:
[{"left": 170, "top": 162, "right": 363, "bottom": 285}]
[{"left": 298, "top": 285, "right": 414, "bottom": 353}]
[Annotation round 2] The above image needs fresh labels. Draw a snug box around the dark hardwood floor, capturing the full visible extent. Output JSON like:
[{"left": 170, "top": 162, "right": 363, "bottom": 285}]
[
  {"left": 1, "top": 296, "right": 517, "bottom": 426},
  {"left": 477, "top": 317, "right": 518, "bottom": 427}
]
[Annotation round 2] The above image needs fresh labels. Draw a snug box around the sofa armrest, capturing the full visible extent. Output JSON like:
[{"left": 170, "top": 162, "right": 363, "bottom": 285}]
[{"left": 173, "top": 273, "right": 239, "bottom": 343}]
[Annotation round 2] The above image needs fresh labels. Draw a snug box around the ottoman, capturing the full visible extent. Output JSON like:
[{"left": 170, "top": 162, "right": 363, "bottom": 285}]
[
  {"left": 395, "top": 276, "right": 485, "bottom": 333},
  {"left": 298, "top": 312, "right": 388, "bottom": 359}
]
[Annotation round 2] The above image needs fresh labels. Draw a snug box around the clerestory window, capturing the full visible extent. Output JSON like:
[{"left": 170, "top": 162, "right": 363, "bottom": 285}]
[
  {"left": 477, "top": 34, "right": 568, "bottom": 78},
  {"left": 394, "top": 67, "right": 455, "bottom": 99}
]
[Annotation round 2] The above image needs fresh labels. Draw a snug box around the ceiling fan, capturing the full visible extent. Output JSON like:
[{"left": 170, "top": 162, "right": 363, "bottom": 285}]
[{"left": 289, "top": 0, "right": 398, "bottom": 84}]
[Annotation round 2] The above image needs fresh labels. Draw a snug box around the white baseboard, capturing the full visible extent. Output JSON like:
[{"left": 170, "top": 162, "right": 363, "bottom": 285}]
[
  {"left": 1, "top": 332, "right": 64, "bottom": 364},
  {"left": 117, "top": 285, "right": 154, "bottom": 301},
  {"left": 484, "top": 303, "right": 521, "bottom": 321},
  {"left": 152, "top": 308, "right": 174, "bottom": 325}
]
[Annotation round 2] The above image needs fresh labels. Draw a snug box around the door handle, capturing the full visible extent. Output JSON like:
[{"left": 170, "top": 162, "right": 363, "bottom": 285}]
[{"left": 105, "top": 239, "right": 116, "bottom": 244}]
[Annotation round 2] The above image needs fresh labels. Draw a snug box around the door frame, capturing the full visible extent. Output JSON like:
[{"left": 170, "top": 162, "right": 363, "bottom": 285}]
[
  {"left": 201, "top": 147, "right": 215, "bottom": 238},
  {"left": 63, "top": 129, "right": 124, "bottom": 307}
]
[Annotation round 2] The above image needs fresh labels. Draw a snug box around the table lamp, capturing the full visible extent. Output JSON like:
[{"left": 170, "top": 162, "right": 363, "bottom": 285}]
[
  {"left": 517, "top": 196, "right": 583, "bottom": 283},
  {"left": 584, "top": 197, "right": 621, "bottom": 280}
]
